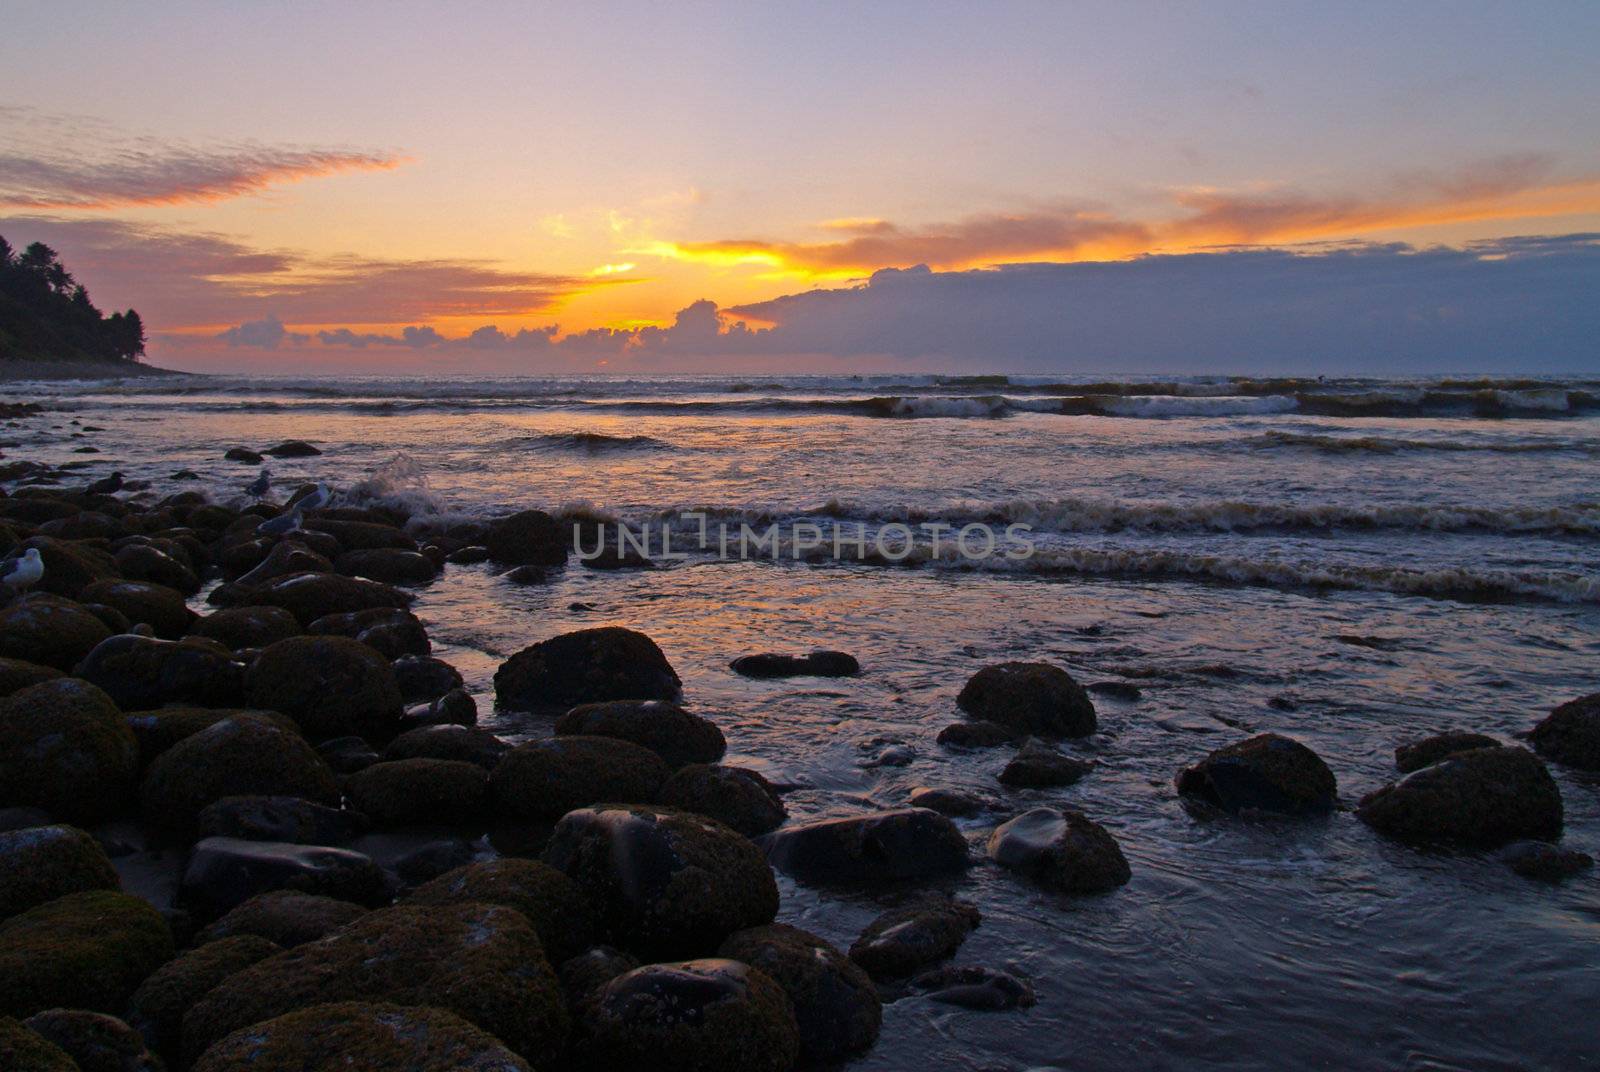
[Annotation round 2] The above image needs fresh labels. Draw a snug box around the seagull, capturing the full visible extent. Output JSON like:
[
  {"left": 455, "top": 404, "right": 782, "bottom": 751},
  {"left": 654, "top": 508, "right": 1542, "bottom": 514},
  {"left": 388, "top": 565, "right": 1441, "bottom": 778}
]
[
  {"left": 1, "top": 548, "right": 44, "bottom": 595},
  {"left": 294, "top": 483, "right": 333, "bottom": 512},
  {"left": 245, "top": 468, "right": 272, "bottom": 499},
  {"left": 255, "top": 506, "right": 305, "bottom": 538},
  {"left": 86, "top": 471, "right": 123, "bottom": 495}
]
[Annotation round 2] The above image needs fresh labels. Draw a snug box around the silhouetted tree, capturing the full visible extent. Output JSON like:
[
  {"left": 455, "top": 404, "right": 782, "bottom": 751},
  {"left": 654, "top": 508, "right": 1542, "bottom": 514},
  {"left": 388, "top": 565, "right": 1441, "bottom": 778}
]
[{"left": 0, "top": 232, "right": 146, "bottom": 363}]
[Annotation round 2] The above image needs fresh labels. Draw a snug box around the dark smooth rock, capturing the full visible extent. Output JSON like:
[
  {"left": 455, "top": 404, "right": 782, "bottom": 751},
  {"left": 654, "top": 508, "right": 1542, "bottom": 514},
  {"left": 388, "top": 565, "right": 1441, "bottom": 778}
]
[
  {"left": 543, "top": 804, "right": 779, "bottom": 959},
  {"left": 224, "top": 448, "right": 263, "bottom": 463},
  {"left": 307, "top": 607, "right": 429, "bottom": 659},
  {"left": 494, "top": 626, "right": 681, "bottom": 710},
  {"left": 485, "top": 509, "right": 569, "bottom": 566},
  {"left": 909, "top": 965, "right": 1037, "bottom": 1010},
  {"left": 1529, "top": 693, "right": 1600, "bottom": 771},
  {"left": 114, "top": 543, "right": 200, "bottom": 595},
  {"left": 578, "top": 959, "right": 799, "bottom": 1072},
  {"left": 957, "top": 661, "right": 1097, "bottom": 737},
  {"left": 937, "top": 720, "right": 1022, "bottom": 749},
  {"left": 399, "top": 687, "right": 478, "bottom": 729},
  {"left": 179, "top": 837, "right": 386, "bottom": 921},
  {"left": 729, "top": 650, "right": 861, "bottom": 679},
  {"left": 987, "top": 807, "right": 1131, "bottom": 894},
  {"left": 188, "top": 605, "right": 302, "bottom": 650},
  {"left": 720, "top": 924, "right": 881, "bottom": 1064},
  {"left": 848, "top": 896, "right": 981, "bottom": 979},
  {"left": 556, "top": 699, "right": 726, "bottom": 768},
  {"left": 197, "top": 795, "right": 364, "bottom": 845},
  {"left": 1175, "top": 733, "right": 1338, "bottom": 816},
  {"left": 1395, "top": 731, "right": 1501, "bottom": 773},
  {"left": 759, "top": 808, "right": 969, "bottom": 885},
  {"left": 1357, "top": 746, "right": 1564, "bottom": 847},
  {"left": 908, "top": 786, "right": 986, "bottom": 817},
  {"left": 391, "top": 654, "right": 462, "bottom": 703},
  {"left": 262, "top": 440, "right": 322, "bottom": 458},
  {"left": 393, "top": 838, "right": 475, "bottom": 885},
  {"left": 659, "top": 763, "right": 787, "bottom": 836},
  {"left": 317, "top": 736, "right": 381, "bottom": 775},
  {"left": 446, "top": 544, "right": 490, "bottom": 564},
  {"left": 383, "top": 724, "right": 506, "bottom": 769},
  {"left": 999, "top": 737, "right": 1094, "bottom": 788},
  {"left": 237, "top": 570, "right": 411, "bottom": 627},
  {"left": 1500, "top": 841, "right": 1594, "bottom": 882}
]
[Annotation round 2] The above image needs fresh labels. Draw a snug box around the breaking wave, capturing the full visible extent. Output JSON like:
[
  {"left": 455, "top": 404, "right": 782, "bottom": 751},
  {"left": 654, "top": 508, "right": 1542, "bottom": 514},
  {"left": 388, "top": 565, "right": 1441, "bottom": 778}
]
[
  {"left": 515, "top": 432, "right": 674, "bottom": 453},
  {"left": 1250, "top": 431, "right": 1600, "bottom": 455}
]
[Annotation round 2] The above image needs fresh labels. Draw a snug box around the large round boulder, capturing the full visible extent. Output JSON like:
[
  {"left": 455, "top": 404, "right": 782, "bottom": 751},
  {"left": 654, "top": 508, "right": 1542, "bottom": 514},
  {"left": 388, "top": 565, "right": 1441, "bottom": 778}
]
[
  {"left": 485, "top": 509, "right": 569, "bottom": 566},
  {"left": 543, "top": 804, "right": 779, "bottom": 959},
  {"left": 307, "top": 608, "right": 429, "bottom": 659},
  {"left": 78, "top": 579, "right": 195, "bottom": 639},
  {"left": 19, "top": 537, "right": 119, "bottom": 599},
  {"left": 956, "top": 661, "right": 1097, "bottom": 737},
  {"left": 195, "top": 890, "right": 366, "bottom": 949},
  {"left": 114, "top": 542, "right": 200, "bottom": 594},
  {"left": 0, "top": 656, "right": 63, "bottom": 698},
  {"left": 335, "top": 548, "right": 438, "bottom": 586},
  {"left": 0, "top": 1016, "right": 77, "bottom": 1071},
  {"left": 719, "top": 924, "right": 880, "bottom": 1064},
  {"left": 846, "top": 896, "right": 981, "bottom": 980},
  {"left": 555, "top": 700, "right": 726, "bottom": 768},
  {"left": 403, "top": 858, "right": 597, "bottom": 964},
  {"left": 188, "top": 605, "right": 302, "bottom": 650},
  {"left": 127, "top": 934, "right": 284, "bottom": 1057},
  {"left": 244, "top": 635, "right": 403, "bottom": 743},
  {"left": 0, "top": 595, "right": 112, "bottom": 671},
  {"left": 659, "top": 764, "right": 787, "bottom": 836},
  {"left": 1175, "top": 733, "right": 1338, "bottom": 816},
  {"left": 0, "top": 890, "right": 174, "bottom": 1019},
  {"left": 1395, "top": 731, "right": 1501, "bottom": 773},
  {"left": 578, "top": 959, "right": 798, "bottom": 1072},
  {"left": 73, "top": 634, "right": 246, "bottom": 710},
  {"left": 345, "top": 759, "right": 490, "bottom": 828},
  {"left": 383, "top": 724, "right": 508, "bottom": 770},
  {"left": 126, "top": 706, "right": 297, "bottom": 768},
  {"left": 759, "top": 808, "right": 969, "bottom": 885},
  {"left": 494, "top": 627, "right": 680, "bottom": 710},
  {"left": 0, "top": 678, "right": 137, "bottom": 824},
  {"left": 20, "top": 1009, "right": 163, "bottom": 1072},
  {"left": 1529, "top": 693, "right": 1600, "bottom": 771},
  {"left": 141, "top": 713, "right": 339, "bottom": 836},
  {"left": 1356, "top": 746, "right": 1563, "bottom": 847},
  {"left": 986, "top": 807, "right": 1131, "bottom": 893},
  {"left": 0, "top": 824, "right": 120, "bottom": 921},
  {"left": 193, "top": 1001, "right": 531, "bottom": 1072},
  {"left": 181, "top": 903, "right": 568, "bottom": 1064},
  {"left": 491, "top": 736, "right": 669, "bottom": 820},
  {"left": 242, "top": 571, "right": 412, "bottom": 627},
  {"left": 179, "top": 837, "right": 386, "bottom": 921}
]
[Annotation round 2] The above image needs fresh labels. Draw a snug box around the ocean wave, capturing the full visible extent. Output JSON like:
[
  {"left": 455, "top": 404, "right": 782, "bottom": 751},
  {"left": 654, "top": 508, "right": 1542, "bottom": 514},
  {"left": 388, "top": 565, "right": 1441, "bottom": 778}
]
[
  {"left": 1252, "top": 431, "right": 1600, "bottom": 455},
  {"left": 515, "top": 431, "right": 675, "bottom": 452}
]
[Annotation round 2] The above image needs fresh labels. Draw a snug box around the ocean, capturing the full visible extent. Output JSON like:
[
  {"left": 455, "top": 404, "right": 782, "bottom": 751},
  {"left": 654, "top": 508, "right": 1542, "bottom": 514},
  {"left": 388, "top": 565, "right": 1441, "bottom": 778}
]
[{"left": 10, "top": 371, "right": 1600, "bottom": 1069}]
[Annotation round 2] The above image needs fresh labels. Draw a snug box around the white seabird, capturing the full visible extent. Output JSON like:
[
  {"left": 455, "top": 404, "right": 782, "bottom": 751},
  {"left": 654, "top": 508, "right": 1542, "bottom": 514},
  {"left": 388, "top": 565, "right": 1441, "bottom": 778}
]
[{"left": 1, "top": 548, "right": 44, "bottom": 594}]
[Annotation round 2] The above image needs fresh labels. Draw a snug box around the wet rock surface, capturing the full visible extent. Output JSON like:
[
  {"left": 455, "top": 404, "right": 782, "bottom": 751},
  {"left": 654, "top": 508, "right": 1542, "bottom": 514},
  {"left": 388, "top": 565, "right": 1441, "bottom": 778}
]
[
  {"left": 494, "top": 626, "right": 681, "bottom": 709},
  {"left": 659, "top": 763, "right": 787, "bottom": 836},
  {"left": 957, "top": 661, "right": 1097, "bottom": 737},
  {"left": 760, "top": 808, "right": 969, "bottom": 885},
  {"left": 1000, "top": 737, "right": 1095, "bottom": 788},
  {"left": 1176, "top": 733, "right": 1338, "bottom": 816},
  {"left": 179, "top": 837, "right": 386, "bottom": 920},
  {"left": 719, "top": 923, "right": 881, "bottom": 1063},
  {"left": 491, "top": 735, "right": 669, "bottom": 819},
  {"left": 987, "top": 807, "right": 1132, "bottom": 894},
  {"left": 1529, "top": 693, "right": 1600, "bottom": 771},
  {"left": 1395, "top": 731, "right": 1501, "bottom": 773},
  {"left": 729, "top": 650, "right": 860, "bottom": 678},
  {"left": 404, "top": 857, "right": 597, "bottom": 964},
  {"left": 555, "top": 698, "right": 726, "bottom": 768},
  {"left": 848, "top": 895, "right": 982, "bottom": 979},
  {"left": 1357, "top": 746, "right": 1564, "bottom": 847}
]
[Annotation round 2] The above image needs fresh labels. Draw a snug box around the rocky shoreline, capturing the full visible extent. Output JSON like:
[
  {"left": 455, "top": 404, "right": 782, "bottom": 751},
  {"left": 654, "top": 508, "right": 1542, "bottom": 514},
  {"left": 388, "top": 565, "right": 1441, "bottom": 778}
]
[{"left": 1, "top": 431, "right": 1597, "bottom": 1071}]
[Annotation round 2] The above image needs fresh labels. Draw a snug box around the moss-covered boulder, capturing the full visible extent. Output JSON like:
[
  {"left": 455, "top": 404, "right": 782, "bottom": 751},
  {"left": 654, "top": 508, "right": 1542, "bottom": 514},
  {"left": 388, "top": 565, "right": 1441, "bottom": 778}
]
[
  {"left": 485, "top": 509, "right": 568, "bottom": 566},
  {"left": 78, "top": 579, "right": 195, "bottom": 640},
  {"left": 244, "top": 636, "right": 403, "bottom": 743},
  {"left": 759, "top": 808, "right": 969, "bottom": 885},
  {"left": 126, "top": 707, "right": 296, "bottom": 769},
  {"left": 494, "top": 627, "right": 680, "bottom": 710},
  {"left": 658, "top": 764, "right": 786, "bottom": 836},
  {"left": 306, "top": 608, "right": 429, "bottom": 660},
  {"left": 115, "top": 542, "right": 200, "bottom": 595},
  {"left": 720, "top": 924, "right": 881, "bottom": 1064},
  {"left": 999, "top": 737, "right": 1093, "bottom": 788},
  {"left": 491, "top": 736, "right": 669, "bottom": 820},
  {"left": 182, "top": 903, "right": 568, "bottom": 1064},
  {"left": 543, "top": 804, "right": 779, "bottom": 960},
  {"left": 1394, "top": 731, "right": 1500, "bottom": 773},
  {"left": 0, "top": 1017, "right": 78, "bottom": 1072},
  {"left": 957, "top": 661, "right": 1096, "bottom": 738},
  {"left": 578, "top": 959, "right": 798, "bottom": 1072},
  {"left": 0, "top": 824, "right": 120, "bottom": 921},
  {"left": 179, "top": 837, "right": 386, "bottom": 921},
  {"left": 404, "top": 858, "right": 597, "bottom": 965},
  {"left": 0, "top": 890, "right": 174, "bottom": 1018},
  {"left": 19, "top": 536, "right": 119, "bottom": 599},
  {"left": 1175, "top": 733, "right": 1338, "bottom": 816},
  {"left": 986, "top": 807, "right": 1131, "bottom": 894},
  {"left": 128, "top": 934, "right": 282, "bottom": 1057},
  {"left": 243, "top": 571, "right": 412, "bottom": 627},
  {"left": 141, "top": 714, "right": 339, "bottom": 836},
  {"left": 21, "top": 1009, "right": 162, "bottom": 1072},
  {"left": 1529, "top": 693, "right": 1600, "bottom": 771},
  {"left": 1356, "top": 746, "right": 1563, "bottom": 847},
  {"left": 345, "top": 759, "right": 490, "bottom": 828},
  {"left": 192, "top": 1001, "right": 532, "bottom": 1072},
  {"left": 73, "top": 634, "right": 245, "bottom": 710},
  {"left": 195, "top": 890, "right": 365, "bottom": 949},
  {"left": 0, "top": 678, "right": 137, "bottom": 824},
  {"left": 846, "top": 896, "right": 981, "bottom": 980},
  {"left": 188, "top": 605, "right": 301, "bottom": 650},
  {"left": 335, "top": 548, "right": 438, "bottom": 586},
  {"left": 0, "top": 595, "right": 113, "bottom": 670},
  {"left": 555, "top": 700, "right": 726, "bottom": 768},
  {"left": 383, "top": 725, "right": 508, "bottom": 770},
  {"left": 0, "top": 656, "right": 63, "bottom": 698},
  {"left": 391, "top": 654, "right": 463, "bottom": 703}
]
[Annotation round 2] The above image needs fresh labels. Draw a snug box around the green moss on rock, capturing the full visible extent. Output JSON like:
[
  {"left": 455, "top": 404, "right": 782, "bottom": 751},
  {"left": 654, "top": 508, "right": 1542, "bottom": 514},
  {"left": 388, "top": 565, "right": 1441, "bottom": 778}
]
[
  {"left": 403, "top": 858, "right": 597, "bottom": 964},
  {"left": 128, "top": 933, "right": 282, "bottom": 1057},
  {"left": 0, "top": 823, "right": 120, "bottom": 921},
  {"left": 0, "top": 890, "right": 175, "bottom": 1019},
  {"left": 344, "top": 758, "right": 490, "bottom": 828},
  {"left": 0, "top": 678, "right": 137, "bottom": 824}
]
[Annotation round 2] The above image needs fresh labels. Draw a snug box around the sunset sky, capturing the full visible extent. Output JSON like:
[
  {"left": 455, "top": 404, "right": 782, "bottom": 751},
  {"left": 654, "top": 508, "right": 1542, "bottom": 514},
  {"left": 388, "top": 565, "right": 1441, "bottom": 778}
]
[{"left": 2, "top": 1, "right": 1598, "bottom": 372}]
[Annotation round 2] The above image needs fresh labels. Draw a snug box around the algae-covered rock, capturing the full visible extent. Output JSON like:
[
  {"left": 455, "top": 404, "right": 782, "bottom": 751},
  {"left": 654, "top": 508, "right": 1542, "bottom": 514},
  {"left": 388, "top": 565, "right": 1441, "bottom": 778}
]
[
  {"left": 182, "top": 903, "right": 568, "bottom": 1064},
  {"left": 196, "top": 794, "right": 364, "bottom": 845},
  {"left": 73, "top": 634, "right": 245, "bottom": 710},
  {"left": 383, "top": 724, "right": 507, "bottom": 769},
  {"left": 21, "top": 1009, "right": 163, "bottom": 1072},
  {"left": 141, "top": 714, "right": 339, "bottom": 836},
  {"left": 759, "top": 808, "right": 969, "bottom": 885},
  {"left": 1395, "top": 731, "right": 1501, "bottom": 773},
  {"left": 1357, "top": 746, "right": 1563, "bottom": 847},
  {"left": 0, "top": 656, "right": 63, "bottom": 698},
  {"left": 0, "top": 594, "right": 113, "bottom": 671},
  {"left": 128, "top": 934, "right": 283, "bottom": 1057},
  {"left": 544, "top": 804, "right": 779, "bottom": 960},
  {"left": 78, "top": 579, "right": 195, "bottom": 639},
  {"left": 0, "top": 823, "right": 120, "bottom": 921},
  {"left": 1529, "top": 693, "right": 1600, "bottom": 771},
  {"left": 847, "top": 896, "right": 981, "bottom": 980},
  {"left": 957, "top": 661, "right": 1096, "bottom": 738},
  {"left": 0, "top": 1016, "right": 78, "bottom": 1072},
  {"left": 719, "top": 924, "right": 881, "bottom": 1063},
  {"left": 578, "top": 959, "right": 798, "bottom": 1072},
  {"left": 195, "top": 890, "right": 365, "bottom": 949},
  {"left": 0, "top": 678, "right": 137, "bottom": 824},
  {"left": 658, "top": 764, "right": 786, "bottom": 836},
  {"left": 0, "top": 890, "right": 174, "bottom": 1018},
  {"left": 187, "top": 605, "right": 302, "bottom": 650},
  {"left": 986, "top": 807, "right": 1131, "bottom": 894},
  {"left": 244, "top": 635, "right": 404, "bottom": 743},
  {"left": 494, "top": 627, "right": 680, "bottom": 710},
  {"left": 555, "top": 700, "right": 725, "bottom": 768},
  {"left": 243, "top": 571, "right": 412, "bottom": 627},
  {"left": 404, "top": 858, "right": 597, "bottom": 964},
  {"left": 491, "top": 736, "right": 669, "bottom": 820},
  {"left": 192, "top": 1001, "right": 531, "bottom": 1072},
  {"left": 1175, "top": 733, "right": 1338, "bottom": 816},
  {"left": 345, "top": 758, "right": 490, "bottom": 828}
]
